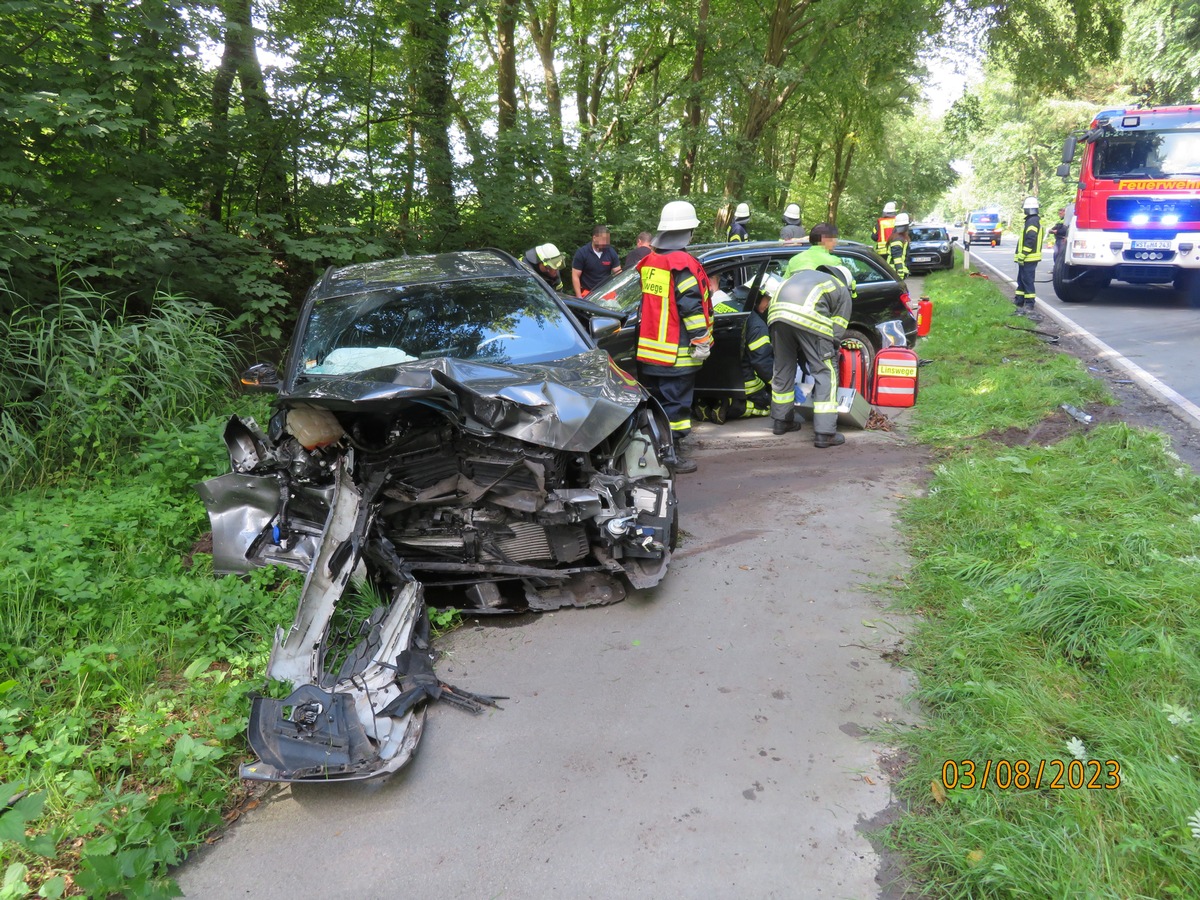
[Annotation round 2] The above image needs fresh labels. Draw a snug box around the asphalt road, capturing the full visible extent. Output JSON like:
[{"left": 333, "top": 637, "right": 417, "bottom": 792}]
[
  {"left": 965, "top": 243, "right": 1200, "bottom": 415},
  {"left": 175, "top": 416, "right": 928, "bottom": 900}
]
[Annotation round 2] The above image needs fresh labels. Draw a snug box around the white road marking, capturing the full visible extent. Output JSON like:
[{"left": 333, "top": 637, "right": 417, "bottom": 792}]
[{"left": 966, "top": 249, "right": 1200, "bottom": 433}]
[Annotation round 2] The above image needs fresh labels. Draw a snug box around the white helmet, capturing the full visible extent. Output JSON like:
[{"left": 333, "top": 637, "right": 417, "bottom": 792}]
[
  {"left": 657, "top": 200, "right": 700, "bottom": 231},
  {"left": 893, "top": 212, "right": 911, "bottom": 227},
  {"left": 818, "top": 264, "right": 854, "bottom": 288},
  {"left": 748, "top": 273, "right": 783, "bottom": 297},
  {"left": 883, "top": 201, "right": 898, "bottom": 215},
  {"left": 783, "top": 203, "right": 801, "bottom": 222},
  {"left": 734, "top": 202, "right": 751, "bottom": 219},
  {"left": 1023, "top": 196, "right": 1039, "bottom": 212},
  {"left": 535, "top": 242, "right": 565, "bottom": 269}
]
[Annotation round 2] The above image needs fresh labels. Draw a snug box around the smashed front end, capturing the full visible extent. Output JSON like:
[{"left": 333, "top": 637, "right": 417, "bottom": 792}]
[{"left": 199, "top": 352, "right": 677, "bottom": 782}]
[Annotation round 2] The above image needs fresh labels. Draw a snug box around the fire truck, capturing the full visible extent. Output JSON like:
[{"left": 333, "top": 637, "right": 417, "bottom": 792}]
[{"left": 1053, "top": 105, "right": 1200, "bottom": 304}]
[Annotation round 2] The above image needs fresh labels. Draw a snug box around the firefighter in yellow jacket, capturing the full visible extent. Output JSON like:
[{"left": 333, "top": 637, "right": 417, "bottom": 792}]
[
  {"left": 768, "top": 264, "right": 853, "bottom": 448},
  {"left": 637, "top": 200, "right": 714, "bottom": 474},
  {"left": 1013, "top": 196, "right": 1044, "bottom": 315}
]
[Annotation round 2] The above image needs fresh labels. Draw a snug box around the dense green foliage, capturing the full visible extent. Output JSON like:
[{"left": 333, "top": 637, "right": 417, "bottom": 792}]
[
  {"left": 1, "top": 0, "right": 1129, "bottom": 340},
  {"left": 0, "top": 415, "right": 297, "bottom": 898},
  {"left": 888, "top": 266, "right": 1200, "bottom": 896}
]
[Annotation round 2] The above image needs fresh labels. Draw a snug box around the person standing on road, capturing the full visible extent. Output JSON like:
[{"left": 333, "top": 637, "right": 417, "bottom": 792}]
[
  {"left": 1013, "top": 197, "right": 1044, "bottom": 315},
  {"left": 767, "top": 264, "right": 853, "bottom": 447},
  {"left": 873, "top": 201, "right": 898, "bottom": 257},
  {"left": 523, "top": 243, "right": 567, "bottom": 292},
  {"left": 727, "top": 202, "right": 751, "bottom": 242},
  {"left": 887, "top": 212, "right": 911, "bottom": 279},
  {"left": 636, "top": 200, "right": 714, "bottom": 474},
  {"left": 624, "top": 232, "right": 653, "bottom": 270},
  {"left": 779, "top": 204, "right": 804, "bottom": 242},
  {"left": 572, "top": 225, "right": 622, "bottom": 297},
  {"left": 1049, "top": 207, "right": 1068, "bottom": 269}
]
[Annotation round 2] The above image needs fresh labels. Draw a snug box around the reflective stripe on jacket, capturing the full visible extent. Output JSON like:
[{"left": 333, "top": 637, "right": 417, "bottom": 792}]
[
  {"left": 768, "top": 270, "right": 851, "bottom": 342},
  {"left": 887, "top": 237, "right": 909, "bottom": 278},
  {"left": 1014, "top": 214, "right": 1044, "bottom": 263},
  {"left": 874, "top": 216, "right": 896, "bottom": 254},
  {"left": 636, "top": 251, "right": 713, "bottom": 368}
]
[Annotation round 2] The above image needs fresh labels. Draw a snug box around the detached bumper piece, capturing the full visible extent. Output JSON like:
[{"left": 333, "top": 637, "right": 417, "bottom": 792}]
[{"left": 243, "top": 685, "right": 388, "bottom": 783}]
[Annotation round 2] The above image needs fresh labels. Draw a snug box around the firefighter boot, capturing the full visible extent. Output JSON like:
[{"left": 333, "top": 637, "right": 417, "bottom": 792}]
[
  {"left": 814, "top": 432, "right": 845, "bottom": 448},
  {"left": 672, "top": 438, "right": 698, "bottom": 474},
  {"left": 772, "top": 417, "right": 801, "bottom": 435}
]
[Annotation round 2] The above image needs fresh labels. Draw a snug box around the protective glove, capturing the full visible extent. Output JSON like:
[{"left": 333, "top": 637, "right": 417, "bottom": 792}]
[{"left": 689, "top": 339, "right": 712, "bottom": 361}]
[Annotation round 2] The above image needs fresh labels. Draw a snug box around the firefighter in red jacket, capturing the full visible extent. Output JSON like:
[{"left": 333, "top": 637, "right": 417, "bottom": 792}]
[{"left": 637, "top": 200, "right": 714, "bottom": 474}]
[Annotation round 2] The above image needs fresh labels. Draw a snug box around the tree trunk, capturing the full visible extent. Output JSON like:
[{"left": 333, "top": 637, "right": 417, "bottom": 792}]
[
  {"left": 679, "top": 0, "right": 709, "bottom": 196},
  {"left": 497, "top": 0, "right": 519, "bottom": 140},
  {"left": 524, "top": 0, "right": 571, "bottom": 195},
  {"left": 209, "top": 0, "right": 292, "bottom": 227},
  {"left": 409, "top": 0, "right": 460, "bottom": 249}
]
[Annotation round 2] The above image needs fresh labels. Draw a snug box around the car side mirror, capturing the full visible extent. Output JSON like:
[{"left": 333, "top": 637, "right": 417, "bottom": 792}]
[
  {"left": 589, "top": 315, "right": 625, "bottom": 342},
  {"left": 951, "top": 235, "right": 958, "bottom": 243},
  {"left": 241, "top": 362, "right": 280, "bottom": 393},
  {"left": 1056, "top": 163, "right": 1071, "bottom": 178}
]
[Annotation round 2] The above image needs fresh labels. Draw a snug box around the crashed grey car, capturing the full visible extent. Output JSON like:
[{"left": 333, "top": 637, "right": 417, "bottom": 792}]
[{"left": 199, "top": 251, "right": 679, "bottom": 782}]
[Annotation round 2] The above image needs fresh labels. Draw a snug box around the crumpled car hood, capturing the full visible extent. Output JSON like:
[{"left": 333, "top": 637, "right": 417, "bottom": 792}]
[{"left": 284, "top": 350, "right": 645, "bottom": 453}]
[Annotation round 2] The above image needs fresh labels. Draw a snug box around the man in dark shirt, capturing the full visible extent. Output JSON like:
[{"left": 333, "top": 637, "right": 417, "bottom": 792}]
[
  {"left": 572, "top": 225, "right": 623, "bottom": 297},
  {"left": 624, "top": 232, "right": 652, "bottom": 270}
]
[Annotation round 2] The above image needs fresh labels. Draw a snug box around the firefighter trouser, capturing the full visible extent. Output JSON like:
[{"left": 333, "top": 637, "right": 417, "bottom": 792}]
[
  {"left": 639, "top": 366, "right": 698, "bottom": 439},
  {"left": 769, "top": 324, "right": 838, "bottom": 434},
  {"left": 1015, "top": 261, "right": 1038, "bottom": 307}
]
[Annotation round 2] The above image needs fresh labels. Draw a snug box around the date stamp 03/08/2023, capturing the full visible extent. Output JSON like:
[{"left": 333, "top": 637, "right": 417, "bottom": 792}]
[{"left": 939, "top": 759, "right": 1122, "bottom": 791}]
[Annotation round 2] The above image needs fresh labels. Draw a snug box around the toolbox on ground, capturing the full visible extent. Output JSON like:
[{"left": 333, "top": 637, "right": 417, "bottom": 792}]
[
  {"left": 869, "top": 346, "right": 919, "bottom": 408},
  {"left": 795, "top": 387, "right": 871, "bottom": 429}
]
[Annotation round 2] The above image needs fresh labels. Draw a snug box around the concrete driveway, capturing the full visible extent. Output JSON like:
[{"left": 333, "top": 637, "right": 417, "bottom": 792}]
[{"left": 177, "top": 413, "right": 927, "bottom": 900}]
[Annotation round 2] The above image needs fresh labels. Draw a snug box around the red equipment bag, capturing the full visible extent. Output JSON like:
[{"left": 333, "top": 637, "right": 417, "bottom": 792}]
[
  {"left": 838, "top": 344, "right": 868, "bottom": 395},
  {"left": 870, "top": 346, "right": 919, "bottom": 408}
]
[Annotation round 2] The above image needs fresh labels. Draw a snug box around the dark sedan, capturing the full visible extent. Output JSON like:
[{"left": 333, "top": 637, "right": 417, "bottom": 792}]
[
  {"left": 907, "top": 225, "right": 957, "bottom": 273},
  {"left": 586, "top": 240, "right": 918, "bottom": 399},
  {"left": 199, "top": 250, "right": 677, "bottom": 782}
]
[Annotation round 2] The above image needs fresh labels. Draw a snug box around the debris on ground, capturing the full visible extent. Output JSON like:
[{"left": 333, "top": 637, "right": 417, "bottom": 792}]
[{"left": 867, "top": 409, "right": 895, "bottom": 431}]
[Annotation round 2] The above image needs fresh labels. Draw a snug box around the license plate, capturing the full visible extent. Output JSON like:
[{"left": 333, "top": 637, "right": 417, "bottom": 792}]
[
  {"left": 911, "top": 256, "right": 933, "bottom": 263},
  {"left": 1131, "top": 240, "right": 1171, "bottom": 250}
]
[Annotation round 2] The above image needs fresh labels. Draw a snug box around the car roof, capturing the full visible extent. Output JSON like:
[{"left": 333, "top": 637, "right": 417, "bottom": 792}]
[
  {"left": 687, "top": 238, "right": 877, "bottom": 260},
  {"left": 312, "top": 250, "right": 527, "bottom": 300}
]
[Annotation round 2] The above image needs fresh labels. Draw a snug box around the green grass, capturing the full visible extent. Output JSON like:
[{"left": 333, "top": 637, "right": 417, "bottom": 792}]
[
  {"left": 886, "top": 266, "right": 1200, "bottom": 896},
  {"left": 0, "top": 417, "right": 298, "bottom": 899}
]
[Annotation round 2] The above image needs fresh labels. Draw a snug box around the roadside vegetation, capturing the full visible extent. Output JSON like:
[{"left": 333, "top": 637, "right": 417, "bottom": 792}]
[
  {"left": 0, "top": 290, "right": 296, "bottom": 899},
  {"left": 5, "top": 263, "right": 1200, "bottom": 897},
  {"left": 888, "top": 265, "right": 1200, "bottom": 896}
]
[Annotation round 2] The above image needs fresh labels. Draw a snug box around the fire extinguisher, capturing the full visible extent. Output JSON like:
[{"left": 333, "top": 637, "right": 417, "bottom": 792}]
[{"left": 917, "top": 295, "right": 932, "bottom": 337}]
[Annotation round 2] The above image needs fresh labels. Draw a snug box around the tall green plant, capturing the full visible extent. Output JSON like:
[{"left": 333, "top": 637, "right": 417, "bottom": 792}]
[{"left": 0, "top": 287, "right": 235, "bottom": 492}]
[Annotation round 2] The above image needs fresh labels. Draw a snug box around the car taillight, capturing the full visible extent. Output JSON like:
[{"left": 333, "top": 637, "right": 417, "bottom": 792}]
[{"left": 900, "top": 290, "right": 917, "bottom": 314}]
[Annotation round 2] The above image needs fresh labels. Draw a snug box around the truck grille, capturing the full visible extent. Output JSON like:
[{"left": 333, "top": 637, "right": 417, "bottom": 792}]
[{"left": 1107, "top": 197, "right": 1200, "bottom": 225}]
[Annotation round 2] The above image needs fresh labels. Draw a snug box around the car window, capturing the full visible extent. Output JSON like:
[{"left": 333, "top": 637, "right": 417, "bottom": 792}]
[
  {"left": 836, "top": 253, "right": 889, "bottom": 284},
  {"left": 969, "top": 213, "right": 998, "bottom": 226},
  {"left": 297, "top": 276, "right": 592, "bottom": 374},
  {"left": 589, "top": 269, "right": 643, "bottom": 313},
  {"left": 910, "top": 228, "right": 948, "bottom": 242}
]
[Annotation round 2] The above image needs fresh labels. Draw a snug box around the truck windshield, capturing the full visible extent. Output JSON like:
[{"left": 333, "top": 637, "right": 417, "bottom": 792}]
[{"left": 1093, "top": 130, "right": 1200, "bottom": 179}]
